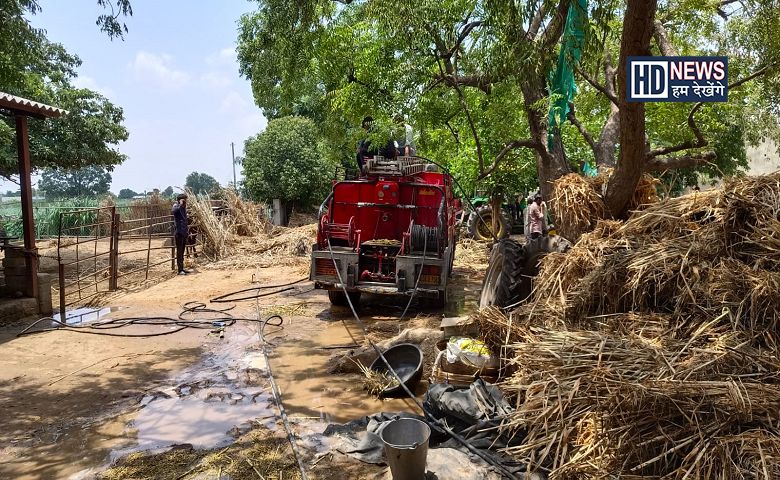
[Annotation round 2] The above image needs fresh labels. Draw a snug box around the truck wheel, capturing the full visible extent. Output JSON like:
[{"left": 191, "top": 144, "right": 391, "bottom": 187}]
[
  {"left": 328, "top": 290, "right": 361, "bottom": 307},
  {"left": 467, "top": 205, "right": 510, "bottom": 241},
  {"left": 479, "top": 239, "right": 524, "bottom": 308}
]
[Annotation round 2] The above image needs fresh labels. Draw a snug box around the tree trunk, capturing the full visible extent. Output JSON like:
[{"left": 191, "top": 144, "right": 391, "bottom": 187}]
[
  {"left": 595, "top": 106, "right": 620, "bottom": 168},
  {"left": 603, "top": 0, "right": 658, "bottom": 218},
  {"left": 595, "top": 55, "right": 620, "bottom": 168},
  {"left": 521, "top": 78, "right": 571, "bottom": 203}
]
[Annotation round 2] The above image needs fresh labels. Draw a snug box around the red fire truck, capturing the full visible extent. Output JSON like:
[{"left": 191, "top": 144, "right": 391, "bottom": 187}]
[{"left": 310, "top": 157, "right": 458, "bottom": 307}]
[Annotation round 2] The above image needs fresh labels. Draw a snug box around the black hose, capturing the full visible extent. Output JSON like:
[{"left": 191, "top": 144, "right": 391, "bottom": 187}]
[
  {"left": 210, "top": 278, "right": 307, "bottom": 303},
  {"left": 325, "top": 238, "right": 519, "bottom": 479},
  {"left": 254, "top": 301, "right": 310, "bottom": 480},
  {"left": 17, "top": 305, "right": 277, "bottom": 338}
]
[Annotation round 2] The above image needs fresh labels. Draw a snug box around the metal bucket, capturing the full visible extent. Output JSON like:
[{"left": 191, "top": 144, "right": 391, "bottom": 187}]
[{"left": 380, "top": 417, "right": 431, "bottom": 480}]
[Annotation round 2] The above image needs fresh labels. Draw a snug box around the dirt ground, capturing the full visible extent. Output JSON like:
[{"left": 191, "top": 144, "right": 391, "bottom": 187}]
[{"left": 0, "top": 238, "right": 487, "bottom": 479}]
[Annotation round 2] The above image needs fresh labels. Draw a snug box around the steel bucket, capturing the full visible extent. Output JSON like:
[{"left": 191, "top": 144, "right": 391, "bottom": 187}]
[{"left": 380, "top": 417, "right": 430, "bottom": 480}]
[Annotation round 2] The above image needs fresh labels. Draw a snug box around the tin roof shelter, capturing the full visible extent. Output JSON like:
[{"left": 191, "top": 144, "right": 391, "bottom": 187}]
[{"left": 0, "top": 92, "right": 67, "bottom": 299}]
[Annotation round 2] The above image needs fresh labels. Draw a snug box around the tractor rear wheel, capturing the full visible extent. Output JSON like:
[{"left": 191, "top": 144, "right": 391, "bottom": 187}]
[
  {"left": 516, "top": 235, "right": 572, "bottom": 302},
  {"left": 479, "top": 239, "right": 524, "bottom": 308},
  {"left": 467, "top": 205, "right": 510, "bottom": 241},
  {"left": 479, "top": 235, "right": 572, "bottom": 308},
  {"left": 328, "top": 290, "right": 361, "bottom": 307}
]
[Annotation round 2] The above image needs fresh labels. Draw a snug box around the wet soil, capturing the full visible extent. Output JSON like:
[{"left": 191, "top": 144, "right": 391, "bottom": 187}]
[{"left": 0, "top": 246, "right": 485, "bottom": 479}]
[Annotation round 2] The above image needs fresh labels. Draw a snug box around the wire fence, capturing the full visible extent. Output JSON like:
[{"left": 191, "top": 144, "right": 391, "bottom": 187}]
[{"left": 51, "top": 205, "right": 201, "bottom": 310}]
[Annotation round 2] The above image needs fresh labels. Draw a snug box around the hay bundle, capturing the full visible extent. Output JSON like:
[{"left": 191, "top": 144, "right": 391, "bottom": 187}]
[
  {"left": 223, "top": 188, "right": 269, "bottom": 237},
  {"left": 498, "top": 326, "right": 780, "bottom": 479},
  {"left": 483, "top": 173, "right": 780, "bottom": 478},
  {"left": 185, "top": 189, "right": 275, "bottom": 260},
  {"left": 586, "top": 168, "right": 660, "bottom": 212},
  {"left": 722, "top": 173, "right": 780, "bottom": 268},
  {"left": 187, "top": 193, "right": 232, "bottom": 259},
  {"left": 526, "top": 175, "right": 780, "bottom": 331},
  {"left": 251, "top": 224, "right": 317, "bottom": 259},
  {"left": 550, "top": 174, "right": 606, "bottom": 243},
  {"left": 631, "top": 173, "right": 661, "bottom": 208}
]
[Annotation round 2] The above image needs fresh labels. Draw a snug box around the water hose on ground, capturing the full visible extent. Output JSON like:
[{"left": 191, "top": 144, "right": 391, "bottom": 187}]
[{"left": 325, "top": 238, "right": 519, "bottom": 479}]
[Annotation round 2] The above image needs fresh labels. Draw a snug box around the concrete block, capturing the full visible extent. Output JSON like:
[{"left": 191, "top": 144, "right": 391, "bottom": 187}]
[
  {"left": 3, "top": 257, "right": 27, "bottom": 269},
  {"left": 37, "top": 273, "right": 53, "bottom": 315},
  {"left": 0, "top": 297, "right": 39, "bottom": 326},
  {"left": 4, "top": 265, "right": 29, "bottom": 276}
]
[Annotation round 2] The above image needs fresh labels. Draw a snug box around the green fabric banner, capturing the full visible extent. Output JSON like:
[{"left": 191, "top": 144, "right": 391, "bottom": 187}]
[{"left": 548, "top": 0, "right": 589, "bottom": 150}]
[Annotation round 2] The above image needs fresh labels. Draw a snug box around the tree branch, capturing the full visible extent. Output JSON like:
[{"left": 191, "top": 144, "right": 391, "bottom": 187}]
[
  {"left": 437, "top": 74, "right": 493, "bottom": 94},
  {"left": 527, "top": 4, "right": 546, "bottom": 40},
  {"left": 567, "top": 102, "right": 597, "bottom": 151},
  {"left": 477, "top": 139, "right": 541, "bottom": 180},
  {"left": 644, "top": 151, "right": 717, "bottom": 172},
  {"left": 540, "top": 0, "right": 571, "bottom": 49},
  {"left": 653, "top": 20, "right": 677, "bottom": 56},
  {"left": 577, "top": 66, "right": 619, "bottom": 106},
  {"left": 448, "top": 21, "right": 483, "bottom": 58},
  {"left": 435, "top": 56, "right": 485, "bottom": 173},
  {"left": 647, "top": 60, "right": 780, "bottom": 158}
]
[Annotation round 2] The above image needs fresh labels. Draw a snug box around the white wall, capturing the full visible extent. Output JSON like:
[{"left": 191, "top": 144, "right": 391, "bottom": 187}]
[{"left": 745, "top": 139, "right": 780, "bottom": 175}]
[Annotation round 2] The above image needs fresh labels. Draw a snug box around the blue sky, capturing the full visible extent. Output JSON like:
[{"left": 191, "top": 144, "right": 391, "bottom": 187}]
[{"left": 21, "top": 0, "right": 266, "bottom": 193}]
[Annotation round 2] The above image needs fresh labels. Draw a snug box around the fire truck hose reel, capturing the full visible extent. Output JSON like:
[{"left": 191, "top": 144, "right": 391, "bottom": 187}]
[{"left": 411, "top": 224, "right": 438, "bottom": 251}]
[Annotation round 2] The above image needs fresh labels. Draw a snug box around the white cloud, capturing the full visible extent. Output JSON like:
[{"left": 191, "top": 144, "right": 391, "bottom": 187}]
[
  {"left": 130, "top": 51, "right": 190, "bottom": 88},
  {"left": 220, "top": 91, "right": 249, "bottom": 113},
  {"left": 73, "top": 75, "right": 116, "bottom": 98},
  {"left": 205, "top": 47, "right": 237, "bottom": 67},
  {"left": 201, "top": 71, "right": 233, "bottom": 89}
]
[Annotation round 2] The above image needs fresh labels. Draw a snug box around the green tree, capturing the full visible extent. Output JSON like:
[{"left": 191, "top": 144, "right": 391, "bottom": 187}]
[
  {"left": 243, "top": 116, "right": 336, "bottom": 209},
  {"left": 0, "top": 1, "right": 130, "bottom": 179},
  {"left": 162, "top": 186, "right": 174, "bottom": 198},
  {"left": 38, "top": 165, "right": 112, "bottom": 199},
  {"left": 185, "top": 172, "right": 220, "bottom": 195},
  {"left": 118, "top": 188, "right": 137, "bottom": 199},
  {"left": 237, "top": 0, "right": 780, "bottom": 217}
]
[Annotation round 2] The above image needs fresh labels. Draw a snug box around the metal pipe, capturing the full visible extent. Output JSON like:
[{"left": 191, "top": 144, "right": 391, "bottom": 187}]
[{"left": 58, "top": 262, "right": 66, "bottom": 322}]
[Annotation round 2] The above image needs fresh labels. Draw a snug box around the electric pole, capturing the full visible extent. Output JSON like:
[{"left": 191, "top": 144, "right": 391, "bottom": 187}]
[{"left": 231, "top": 142, "right": 237, "bottom": 189}]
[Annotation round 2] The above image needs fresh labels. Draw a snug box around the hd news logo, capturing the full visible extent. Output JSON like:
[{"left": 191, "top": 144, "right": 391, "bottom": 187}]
[{"left": 627, "top": 56, "right": 728, "bottom": 102}]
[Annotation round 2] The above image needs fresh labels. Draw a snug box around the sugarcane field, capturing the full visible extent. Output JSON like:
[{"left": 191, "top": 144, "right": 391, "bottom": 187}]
[{"left": 3, "top": 1, "right": 780, "bottom": 480}]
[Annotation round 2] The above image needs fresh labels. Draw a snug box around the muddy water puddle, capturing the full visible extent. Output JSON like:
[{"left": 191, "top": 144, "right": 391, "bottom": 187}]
[
  {"left": 61, "top": 322, "right": 279, "bottom": 479},
  {"left": 274, "top": 274, "right": 482, "bottom": 423},
  {"left": 271, "top": 317, "right": 423, "bottom": 423},
  {"left": 116, "top": 323, "right": 276, "bottom": 454}
]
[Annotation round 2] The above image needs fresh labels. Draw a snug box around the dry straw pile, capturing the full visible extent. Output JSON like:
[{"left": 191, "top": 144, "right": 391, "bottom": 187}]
[
  {"left": 476, "top": 172, "right": 780, "bottom": 479},
  {"left": 552, "top": 170, "right": 660, "bottom": 243},
  {"left": 187, "top": 190, "right": 316, "bottom": 267}
]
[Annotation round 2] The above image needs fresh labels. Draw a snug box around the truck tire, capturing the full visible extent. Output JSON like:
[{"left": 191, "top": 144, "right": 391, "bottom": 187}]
[
  {"left": 479, "top": 239, "right": 524, "bottom": 308},
  {"left": 467, "top": 205, "right": 510, "bottom": 241},
  {"left": 328, "top": 290, "right": 361, "bottom": 307},
  {"left": 479, "top": 235, "right": 572, "bottom": 308}
]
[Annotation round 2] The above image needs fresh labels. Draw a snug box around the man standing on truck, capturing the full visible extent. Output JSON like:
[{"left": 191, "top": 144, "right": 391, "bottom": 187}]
[
  {"left": 356, "top": 116, "right": 374, "bottom": 171},
  {"left": 357, "top": 116, "right": 401, "bottom": 171},
  {"left": 528, "top": 193, "right": 544, "bottom": 240},
  {"left": 172, "top": 193, "right": 190, "bottom": 275}
]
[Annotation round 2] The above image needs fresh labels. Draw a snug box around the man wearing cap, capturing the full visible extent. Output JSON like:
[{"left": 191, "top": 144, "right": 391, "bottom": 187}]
[
  {"left": 528, "top": 194, "right": 545, "bottom": 240},
  {"left": 172, "top": 194, "right": 190, "bottom": 275}
]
